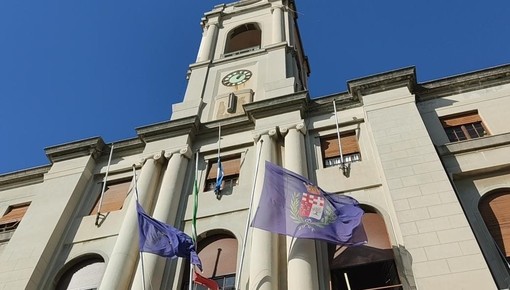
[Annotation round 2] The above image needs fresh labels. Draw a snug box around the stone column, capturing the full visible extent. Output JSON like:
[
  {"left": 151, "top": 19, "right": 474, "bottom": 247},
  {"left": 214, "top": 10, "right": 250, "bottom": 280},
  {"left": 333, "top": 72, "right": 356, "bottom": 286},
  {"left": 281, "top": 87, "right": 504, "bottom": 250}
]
[
  {"left": 197, "top": 23, "right": 218, "bottom": 62},
  {"left": 271, "top": 6, "right": 284, "bottom": 43},
  {"left": 131, "top": 147, "right": 191, "bottom": 290},
  {"left": 99, "top": 153, "right": 164, "bottom": 290},
  {"left": 249, "top": 130, "right": 278, "bottom": 290},
  {"left": 282, "top": 124, "right": 319, "bottom": 290}
]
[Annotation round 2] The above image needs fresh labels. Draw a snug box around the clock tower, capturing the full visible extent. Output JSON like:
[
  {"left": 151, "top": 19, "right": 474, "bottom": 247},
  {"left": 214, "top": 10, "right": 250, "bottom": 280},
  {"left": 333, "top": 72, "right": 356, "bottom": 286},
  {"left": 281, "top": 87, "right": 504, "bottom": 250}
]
[{"left": 170, "top": 0, "right": 310, "bottom": 123}]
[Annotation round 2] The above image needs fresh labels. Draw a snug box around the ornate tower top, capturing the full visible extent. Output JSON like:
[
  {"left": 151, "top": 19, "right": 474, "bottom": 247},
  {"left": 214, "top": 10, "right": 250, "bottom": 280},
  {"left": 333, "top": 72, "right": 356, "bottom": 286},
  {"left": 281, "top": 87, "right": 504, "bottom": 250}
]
[{"left": 171, "top": 0, "right": 309, "bottom": 123}]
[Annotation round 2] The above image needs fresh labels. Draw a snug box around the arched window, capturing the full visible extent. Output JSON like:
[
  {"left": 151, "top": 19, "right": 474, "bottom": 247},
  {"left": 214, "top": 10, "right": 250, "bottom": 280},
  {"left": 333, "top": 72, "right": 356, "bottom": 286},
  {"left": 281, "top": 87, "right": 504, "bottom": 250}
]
[
  {"left": 479, "top": 190, "right": 510, "bottom": 262},
  {"left": 224, "top": 23, "right": 261, "bottom": 57},
  {"left": 182, "top": 231, "right": 238, "bottom": 290},
  {"left": 55, "top": 254, "right": 105, "bottom": 290},
  {"left": 329, "top": 208, "right": 402, "bottom": 290}
]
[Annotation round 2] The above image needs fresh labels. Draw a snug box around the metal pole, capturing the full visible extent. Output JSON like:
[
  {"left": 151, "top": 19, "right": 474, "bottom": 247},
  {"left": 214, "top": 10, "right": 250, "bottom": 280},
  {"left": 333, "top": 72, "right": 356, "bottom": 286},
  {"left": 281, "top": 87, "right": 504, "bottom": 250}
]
[
  {"left": 343, "top": 272, "right": 352, "bottom": 290},
  {"left": 96, "top": 143, "right": 114, "bottom": 226},
  {"left": 190, "top": 152, "right": 199, "bottom": 290},
  {"left": 235, "top": 139, "right": 263, "bottom": 290},
  {"left": 189, "top": 263, "right": 194, "bottom": 290},
  {"left": 333, "top": 100, "right": 344, "bottom": 164},
  {"left": 218, "top": 124, "right": 221, "bottom": 157},
  {"left": 131, "top": 165, "right": 147, "bottom": 290}
]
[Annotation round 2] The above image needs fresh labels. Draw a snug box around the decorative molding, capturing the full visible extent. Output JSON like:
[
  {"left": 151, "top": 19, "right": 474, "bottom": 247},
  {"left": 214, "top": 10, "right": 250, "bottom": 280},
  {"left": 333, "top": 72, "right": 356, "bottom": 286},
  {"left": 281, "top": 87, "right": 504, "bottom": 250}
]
[
  {"left": 416, "top": 64, "right": 510, "bottom": 101},
  {"left": 153, "top": 151, "right": 164, "bottom": 164},
  {"left": 308, "top": 92, "right": 361, "bottom": 117},
  {"left": 201, "top": 115, "right": 254, "bottom": 139},
  {"left": 280, "top": 121, "right": 306, "bottom": 136},
  {"left": 45, "top": 137, "right": 106, "bottom": 163},
  {"left": 164, "top": 152, "right": 173, "bottom": 159},
  {"left": 244, "top": 91, "right": 308, "bottom": 121},
  {"left": 0, "top": 165, "right": 51, "bottom": 189},
  {"left": 252, "top": 126, "right": 279, "bottom": 142},
  {"left": 179, "top": 145, "right": 193, "bottom": 159},
  {"left": 295, "top": 122, "right": 306, "bottom": 135},
  {"left": 348, "top": 67, "right": 416, "bottom": 100},
  {"left": 268, "top": 127, "right": 279, "bottom": 139},
  {"left": 136, "top": 116, "right": 199, "bottom": 143}
]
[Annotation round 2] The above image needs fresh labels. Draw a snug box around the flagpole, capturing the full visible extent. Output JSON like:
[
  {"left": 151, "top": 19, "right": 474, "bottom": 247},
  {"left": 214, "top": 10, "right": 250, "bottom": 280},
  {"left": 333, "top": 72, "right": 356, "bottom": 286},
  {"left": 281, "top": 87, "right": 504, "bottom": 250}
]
[
  {"left": 132, "top": 165, "right": 147, "bottom": 290},
  {"left": 218, "top": 124, "right": 221, "bottom": 157},
  {"left": 235, "top": 138, "right": 263, "bottom": 290},
  {"left": 96, "top": 143, "right": 114, "bottom": 226},
  {"left": 332, "top": 100, "right": 344, "bottom": 165},
  {"left": 190, "top": 152, "right": 199, "bottom": 290},
  {"left": 215, "top": 124, "right": 223, "bottom": 198}
]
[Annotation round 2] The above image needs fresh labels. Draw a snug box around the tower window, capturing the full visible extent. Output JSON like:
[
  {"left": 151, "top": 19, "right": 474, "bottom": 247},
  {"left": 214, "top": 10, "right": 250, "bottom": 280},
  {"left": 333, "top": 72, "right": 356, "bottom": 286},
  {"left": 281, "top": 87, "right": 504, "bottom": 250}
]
[
  {"left": 205, "top": 155, "right": 241, "bottom": 192},
  {"left": 440, "top": 111, "right": 489, "bottom": 142},
  {"left": 320, "top": 131, "right": 361, "bottom": 168},
  {"left": 224, "top": 23, "right": 261, "bottom": 57}
]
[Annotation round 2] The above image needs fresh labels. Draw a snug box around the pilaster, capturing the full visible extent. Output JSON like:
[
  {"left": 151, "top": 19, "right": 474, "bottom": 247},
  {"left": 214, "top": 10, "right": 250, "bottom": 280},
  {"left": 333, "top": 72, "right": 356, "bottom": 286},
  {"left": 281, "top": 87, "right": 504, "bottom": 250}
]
[
  {"left": 0, "top": 154, "right": 97, "bottom": 290},
  {"left": 362, "top": 84, "right": 496, "bottom": 289},
  {"left": 283, "top": 122, "right": 320, "bottom": 290},
  {"left": 99, "top": 152, "right": 164, "bottom": 290},
  {"left": 271, "top": 5, "right": 284, "bottom": 43},
  {"left": 131, "top": 147, "right": 192, "bottom": 290},
  {"left": 249, "top": 131, "right": 278, "bottom": 290}
]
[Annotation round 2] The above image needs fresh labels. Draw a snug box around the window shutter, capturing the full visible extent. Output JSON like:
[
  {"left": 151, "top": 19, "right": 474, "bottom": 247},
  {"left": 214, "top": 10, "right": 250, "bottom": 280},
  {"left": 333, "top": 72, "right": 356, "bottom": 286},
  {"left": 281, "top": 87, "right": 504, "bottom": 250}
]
[
  {"left": 321, "top": 131, "right": 359, "bottom": 158},
  {"left": 440, "top": 111, "right": 482, "bottom": 127},
  {"left": 480, "top": 192, "right": 510, "bottom": 257},
  {"left": 206, "top": 156, "right": 241, "bottom": 180},
  {"left": 90, "top": 180, "right": 131, "bottom": 215},
  {"left": 0, "top": 203, "right": 30, "bottom": 226}
]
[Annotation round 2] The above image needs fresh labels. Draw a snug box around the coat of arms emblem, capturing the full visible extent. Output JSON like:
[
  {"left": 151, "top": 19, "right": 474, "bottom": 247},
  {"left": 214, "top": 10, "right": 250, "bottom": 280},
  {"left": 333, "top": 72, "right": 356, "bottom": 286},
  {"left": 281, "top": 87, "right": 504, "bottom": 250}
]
[{"left": 290, "top": 183, "right": 337, "bottom": 230}]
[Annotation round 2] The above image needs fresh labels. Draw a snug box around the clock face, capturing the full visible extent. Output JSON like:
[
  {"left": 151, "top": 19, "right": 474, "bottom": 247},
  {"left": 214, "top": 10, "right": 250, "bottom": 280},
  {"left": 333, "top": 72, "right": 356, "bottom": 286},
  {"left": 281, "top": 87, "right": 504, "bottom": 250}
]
[{"left": 222, "top": 69, "right": 253, "bottom": 86}]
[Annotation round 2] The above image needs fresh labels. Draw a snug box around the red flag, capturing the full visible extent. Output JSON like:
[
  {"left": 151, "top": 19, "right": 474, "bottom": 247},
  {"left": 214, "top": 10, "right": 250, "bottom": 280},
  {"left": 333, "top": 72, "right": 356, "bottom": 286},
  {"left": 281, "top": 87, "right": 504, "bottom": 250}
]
[{"left": 193, "top": 272, "right": 219, "bottom": 290}]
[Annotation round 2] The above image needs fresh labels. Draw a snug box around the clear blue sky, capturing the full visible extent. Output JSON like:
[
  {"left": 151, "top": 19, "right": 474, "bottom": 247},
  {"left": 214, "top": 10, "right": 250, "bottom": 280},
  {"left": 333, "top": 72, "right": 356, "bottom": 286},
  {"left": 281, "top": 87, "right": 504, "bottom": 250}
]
[{"left": 1, "top": 0, "right": 509, "bottom": 174}]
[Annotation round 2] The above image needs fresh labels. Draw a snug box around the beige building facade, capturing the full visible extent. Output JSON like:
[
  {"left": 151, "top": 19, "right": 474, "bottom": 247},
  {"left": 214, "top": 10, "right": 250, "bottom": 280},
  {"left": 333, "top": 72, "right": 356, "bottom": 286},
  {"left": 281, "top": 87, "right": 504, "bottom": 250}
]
[{"left": 1, "top": 1, "right": 509, "bottom": 289}]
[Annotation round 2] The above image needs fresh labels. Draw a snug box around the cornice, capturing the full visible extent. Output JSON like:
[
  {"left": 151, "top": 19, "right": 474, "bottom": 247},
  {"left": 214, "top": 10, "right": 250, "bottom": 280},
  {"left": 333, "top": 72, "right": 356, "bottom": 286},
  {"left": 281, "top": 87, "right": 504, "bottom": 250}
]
[
  {"left": 200, "top": 115, "right": 254, "bottom": 138},
  {"left": 45, "top": 137, "right": 106, "bottom": 163},
  {"left": 0, "top": 165, "right": 51, "bottom": 189},
  {"left": 243, "top": 91, "right": 308, "bottom": 120},
  {"left": 348, "top": 67, "right": 416, "bottom": 100},
  {"left": 136, "top": 116, "right": 200, "bottom": 143},
  {"left": 97, "top": 138, "right": 145, "bottom": 160},
  {"left": 308, "top": 92, "right": 362, "bottom": 117},
  {"left": 416, "top": 64, "right": 510, "bottom": 101},
  {"left": 213, "top": 42, "right": 289, "bottom": 65},
  {"left": 224, "top": 0, "right": 271, "bottom": 14}
]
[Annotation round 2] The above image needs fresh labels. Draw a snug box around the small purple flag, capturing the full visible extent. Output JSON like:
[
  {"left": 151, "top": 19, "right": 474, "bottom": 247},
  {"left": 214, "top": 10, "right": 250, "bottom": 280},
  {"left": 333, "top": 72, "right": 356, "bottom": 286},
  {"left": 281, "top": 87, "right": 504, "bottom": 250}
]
[
  {"left": 136, "top": 202, "right": 202, "bottom": 270},
  {"left": 251, "top": 162, "right": 366, "bottom": 245}
]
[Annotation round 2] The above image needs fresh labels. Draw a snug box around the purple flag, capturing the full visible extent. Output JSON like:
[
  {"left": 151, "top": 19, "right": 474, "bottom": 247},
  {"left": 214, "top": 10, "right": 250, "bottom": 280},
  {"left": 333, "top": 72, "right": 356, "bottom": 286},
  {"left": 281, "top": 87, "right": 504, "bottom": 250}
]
[
  {"left": 136, "top": 202, "right": 202, "bottom": 270},
  {"left": 251, "top": 162, "right": 366, "bottom": 245}
]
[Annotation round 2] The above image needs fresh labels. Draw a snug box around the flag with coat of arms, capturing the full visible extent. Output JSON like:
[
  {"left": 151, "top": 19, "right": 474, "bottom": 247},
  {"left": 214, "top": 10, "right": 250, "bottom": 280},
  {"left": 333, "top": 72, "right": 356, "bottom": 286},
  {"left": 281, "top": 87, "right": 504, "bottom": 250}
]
[{"left": 251, "top": 161, "right": 366, "bottom": 245}]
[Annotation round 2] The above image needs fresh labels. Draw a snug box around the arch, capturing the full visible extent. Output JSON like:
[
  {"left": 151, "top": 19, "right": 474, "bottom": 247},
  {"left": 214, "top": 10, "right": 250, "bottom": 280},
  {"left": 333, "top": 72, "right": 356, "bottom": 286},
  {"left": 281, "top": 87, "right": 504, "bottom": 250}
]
[
  {"left": 329, "top": 206, "right": 402, "bottom": 290},
  {"left": 55, "top": 254, "right": 106, "bottom": 290},
  {"left": 479, "top": 189, "right": 510, "bottom": 262},
  {"left": 182, "top": 230, "right": 238, "bottom": 290},
  {"left": 224, "top": 23, "right": 261, "bottom": 56}
]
